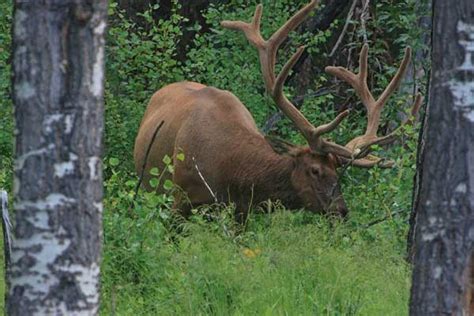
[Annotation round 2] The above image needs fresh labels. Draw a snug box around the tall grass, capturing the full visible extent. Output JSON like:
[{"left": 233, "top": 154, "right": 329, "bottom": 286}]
[{"left": 101, "top": 204, "right": 410, "bottom": 315}]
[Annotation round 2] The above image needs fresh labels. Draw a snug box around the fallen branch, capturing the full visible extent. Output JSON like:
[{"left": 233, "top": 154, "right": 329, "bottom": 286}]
[{"left": 362, "top": 209, "right": 406, "bottom": 229}]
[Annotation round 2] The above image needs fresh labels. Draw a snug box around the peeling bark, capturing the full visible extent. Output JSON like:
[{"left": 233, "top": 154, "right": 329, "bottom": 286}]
[
  {"left": 8, "top": 1, "right": 107, "bottom": 315},
  {"left": 409, "top": 1, "right": 474, "bottom": 315}
]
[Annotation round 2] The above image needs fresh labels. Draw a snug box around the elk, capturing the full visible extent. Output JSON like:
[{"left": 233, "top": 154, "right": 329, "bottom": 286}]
[{"left": 133, "top": 0, "right": 421, "bottom": 222}]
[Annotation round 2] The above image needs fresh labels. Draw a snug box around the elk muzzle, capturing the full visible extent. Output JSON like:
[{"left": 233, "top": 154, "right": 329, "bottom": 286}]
[
  {"left": 327, "top": 188, "right": 349, "bottom": 218},
  {"left": 329, "top": 199, "right": 348, "bottom": 218}
]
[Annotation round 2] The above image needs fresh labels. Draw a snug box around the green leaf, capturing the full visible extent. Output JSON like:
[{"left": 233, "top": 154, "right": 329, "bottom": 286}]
[
  {"left": 150, "top": 167, "right": 160, "bottom": 176},
  {"left": 149, "top": 178, "right": 159, "bottom": 188},
  {"left": 163, "top": 179, "right": 173, "bottom": 191},
  {"left": 176, "top": 153, "right": 185, "bottom": 161},
  {"left": 159, "top": 211, "right": 170, "bottom": 220},
  {"left": 162, "top": 155, "right": 172, "bottom": 165},
  {"left": 109, "top": 157, "right": 119, "bottom": 166}
]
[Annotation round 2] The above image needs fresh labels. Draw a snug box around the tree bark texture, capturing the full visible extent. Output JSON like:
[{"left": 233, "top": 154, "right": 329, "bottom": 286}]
[
  {"left": 409, "top": 1, "right": 474, "bottom": 315},
  {"left": 9, "top": 1, "right": 107, "bottom": 315}
]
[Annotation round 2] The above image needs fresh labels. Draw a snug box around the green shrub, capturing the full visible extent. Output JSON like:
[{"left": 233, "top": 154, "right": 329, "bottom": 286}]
[{"left": 0, "top": 0, "right": 12, "bottom": 190}]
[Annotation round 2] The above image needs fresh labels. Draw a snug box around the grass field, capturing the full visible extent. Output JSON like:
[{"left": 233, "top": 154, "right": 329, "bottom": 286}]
[
  {"left": 100, "top": 199, "right": 411, "bottom": 315},
  {"left": 0, "top": 195, "right": 410, "bottom": 315}
]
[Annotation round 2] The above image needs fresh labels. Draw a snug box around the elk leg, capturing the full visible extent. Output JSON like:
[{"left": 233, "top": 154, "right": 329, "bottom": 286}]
[
  {"left": 233, "top": 194, "right": 252, "bottom": 225},
  {"left": 234, "top": 208, "right": 248, "bottom": 225}
]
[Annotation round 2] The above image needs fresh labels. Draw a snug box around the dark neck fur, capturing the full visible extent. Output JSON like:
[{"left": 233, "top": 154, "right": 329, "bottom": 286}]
[{"left": 226, "top": 136, "right": 301, "bottom": 209}]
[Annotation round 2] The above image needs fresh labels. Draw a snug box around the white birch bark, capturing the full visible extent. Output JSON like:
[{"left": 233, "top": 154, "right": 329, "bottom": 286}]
[{"left": 8, "top": 1, "right": 107, "bottom": 315}]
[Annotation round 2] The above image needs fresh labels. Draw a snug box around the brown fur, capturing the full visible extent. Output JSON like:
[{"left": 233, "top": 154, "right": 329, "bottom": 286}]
[{"left": 134, "top": 81, "right": 348, "bottom": 221}]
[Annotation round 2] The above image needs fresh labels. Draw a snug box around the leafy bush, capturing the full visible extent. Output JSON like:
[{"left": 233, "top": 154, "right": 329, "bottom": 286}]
[
  {"left": 0, "top": 0, "right": 12, "bottom": 190},
  {"left": 105, "top": 0, "right": 187, "bottom": 172}
]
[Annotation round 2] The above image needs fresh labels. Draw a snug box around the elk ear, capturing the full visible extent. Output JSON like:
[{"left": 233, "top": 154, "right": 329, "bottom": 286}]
[{"left": 265, "top": 135, "right": 298, "bottom": 156}]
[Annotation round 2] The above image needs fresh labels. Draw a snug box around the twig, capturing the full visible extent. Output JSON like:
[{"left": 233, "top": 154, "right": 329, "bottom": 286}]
[
  {"left": 129, "top": 120, "right": 164, "bottom": 216},
  {"left": 192, "top": 156, "right": 218, "bottom": 203},
  {"left": 362, "top": 209, "right": 405, "bottom": 228},
  {"left": 329, "top": 0, "right": 358, "bottom": 57},
  {"left": 242, "top": 185, "right": 255, "bottom": 229},
  {"left": 337, "top": 146, "right": 367, "bottom": 180},
  {"left": 360, "top": 0, "right": 370, "bottom": 44}
]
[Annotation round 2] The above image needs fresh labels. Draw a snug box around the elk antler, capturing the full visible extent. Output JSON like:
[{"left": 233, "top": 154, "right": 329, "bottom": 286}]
[
  {"left": 326, "top": 45, "right": 422, "bottom": 167},
  {"left": 222, "top": 4, "right": 421, "bottom": 168},
  {"left": 221, "top": 1, "right": 356, "bottom": 158}
]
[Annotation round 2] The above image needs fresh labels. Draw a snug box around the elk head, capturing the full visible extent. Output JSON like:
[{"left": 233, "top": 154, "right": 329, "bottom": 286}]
[{"left": 221, "top": 0, "right": 422, "bottom": 217}]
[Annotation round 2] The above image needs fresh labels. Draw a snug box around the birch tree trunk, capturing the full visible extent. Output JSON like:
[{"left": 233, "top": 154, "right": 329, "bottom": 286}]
[
  {"left": 8, "top": 1, "right": 107, "bottom": 314},
  {"left": 409, "top": 1, "right": 474, "bottom": 315}
]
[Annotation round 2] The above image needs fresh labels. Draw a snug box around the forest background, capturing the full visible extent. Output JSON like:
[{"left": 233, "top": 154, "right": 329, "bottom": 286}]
[{"left": 0, "top": 0, "right": 429, "bottom": 314}]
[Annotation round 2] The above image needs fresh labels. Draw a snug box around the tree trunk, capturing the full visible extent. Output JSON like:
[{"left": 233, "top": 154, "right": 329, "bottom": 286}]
[
  {"left": 409, "top": 1, "right": 474, "bottom": 315},
  {"left": 8, "top": 1, "right": 107, "bottom": 315}
]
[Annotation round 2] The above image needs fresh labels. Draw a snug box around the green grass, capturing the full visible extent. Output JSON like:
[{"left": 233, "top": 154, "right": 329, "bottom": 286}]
[{"left": 101, "top": 202, "right": 411, "bottom": 315}]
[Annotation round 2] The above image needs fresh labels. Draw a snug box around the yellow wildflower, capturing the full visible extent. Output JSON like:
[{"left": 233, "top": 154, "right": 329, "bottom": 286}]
[{"left": 242, "top": 248, "right": 262, "bottom": 258}]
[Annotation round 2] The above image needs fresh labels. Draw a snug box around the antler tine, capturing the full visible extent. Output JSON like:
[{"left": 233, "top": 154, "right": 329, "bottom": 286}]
[
  {"left": 346, "top": 92, "right": 423, "bottom": 168},
  {"left": 408, "top": 93, "right": 423, "bottom": 123},
  {"left": 359, "top": 44, "right": 369, "bottom": 84},
  {"left": 220, "top": 5, "right": 265, "bottom": 49},
  {"left": 376, "top": 47, "right": 412, "bottom": 109},
  {"left": 272, "top": 46, "right": 318, "bottom": 140},
  {"left": 274, "top": 46, "right": 306, "bottom": 97},
  {"left": 325, "top": 44, "right": 376, "bottom": 110},
  {"left": 343, "top": 157, "right": 395, "bottom": 168},
  {"left": 269, "top": 0, "right": 318, "bottom": 50},
  {"left": 272, "top": 45, "right": 348, "bottom": 144},
  {"left": 355, "top": 92, "right": 424, "bottom": 152},
  {"left": 314, "top": 110, "right": 350, "bottom": 137}
]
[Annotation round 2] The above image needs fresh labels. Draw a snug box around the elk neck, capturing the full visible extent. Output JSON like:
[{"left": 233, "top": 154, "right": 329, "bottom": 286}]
[{"left": 225, "top": 135, "right": 301, "bottom": 209}]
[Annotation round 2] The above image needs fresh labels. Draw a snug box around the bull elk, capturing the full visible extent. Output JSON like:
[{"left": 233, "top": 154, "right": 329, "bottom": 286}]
[{"left": 133, "top": 0, "right": 421, "bottom": 222}]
